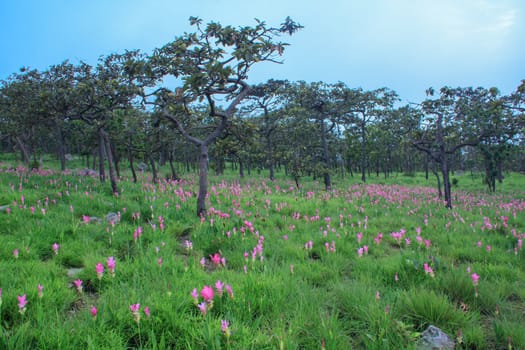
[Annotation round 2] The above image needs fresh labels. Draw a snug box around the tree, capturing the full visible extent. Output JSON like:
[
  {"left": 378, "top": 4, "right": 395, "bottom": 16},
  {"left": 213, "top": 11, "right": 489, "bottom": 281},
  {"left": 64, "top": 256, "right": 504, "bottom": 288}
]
[
  {"left": 412, "top": 87, "right": 483, "bottom": 208},
  {"left": 149, "top": 17, "right": 302, "bottom": 217},
  {"left": 339, "top": 87, "right": 398, "bottom": 183}
]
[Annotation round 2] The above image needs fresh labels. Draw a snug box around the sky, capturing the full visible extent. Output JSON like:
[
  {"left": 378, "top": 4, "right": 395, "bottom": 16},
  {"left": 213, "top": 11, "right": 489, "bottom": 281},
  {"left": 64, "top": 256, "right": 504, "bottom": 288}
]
[{"left": 1, "top": 0, "right": 524, "bottom": 104}]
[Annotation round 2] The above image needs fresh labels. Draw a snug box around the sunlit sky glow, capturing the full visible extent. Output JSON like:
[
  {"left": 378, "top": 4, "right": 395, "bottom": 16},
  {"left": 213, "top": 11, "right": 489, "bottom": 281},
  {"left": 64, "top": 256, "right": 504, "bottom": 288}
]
[{"left": 1, "top": 0, "right": 523, "bottom": 103}]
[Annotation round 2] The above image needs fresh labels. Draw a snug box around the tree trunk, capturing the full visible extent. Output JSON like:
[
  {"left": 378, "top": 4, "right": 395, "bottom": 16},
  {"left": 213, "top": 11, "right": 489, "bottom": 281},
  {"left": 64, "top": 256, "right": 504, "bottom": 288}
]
[
  {"left": 361, "top": 123, "right": 367, "bottom": 183},
  {"left": 101, "top": 128, "right": 118, "bottom": 194},
  {"left": 56, "top": 124, "right": 67, "bottom": 171},
  {"left": 128, "top": 138, "right": 137, "bottom": 183},
  {"left": 441, "top": 155, "right": 452, "bottom": 209},
  {"left": 98, "top": 132, "right": 106, "bottom": 182},
  {"left": 432, "top": 166, "right": 442, "bottom": 199},
  {"left": 15, "top": 136, "right": 31, "bottom": 165},
  {"left": 197, "top": 143, "right": 209, "bottom": 218},
  {"left": 239, "top": 158, "right": 244, "bottom": 178},
  {"left": 168, "top": 151, "right": 179, "bottom": 181},
  {"left": 148, "top": 154, "right": 158, "bottom": 183},
  {"left": 320, "top": 120, "right": 331, "bottom": 190}
]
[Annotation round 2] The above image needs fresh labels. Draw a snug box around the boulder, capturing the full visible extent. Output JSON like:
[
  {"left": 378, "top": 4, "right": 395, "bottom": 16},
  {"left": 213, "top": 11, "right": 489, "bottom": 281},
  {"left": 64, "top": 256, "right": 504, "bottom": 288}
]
[
  {"left": 416, "top": 325, "right": 455, "bottom": 350},
  {"left": 106, "top": 212, "right": 120, "bottom": 224}
]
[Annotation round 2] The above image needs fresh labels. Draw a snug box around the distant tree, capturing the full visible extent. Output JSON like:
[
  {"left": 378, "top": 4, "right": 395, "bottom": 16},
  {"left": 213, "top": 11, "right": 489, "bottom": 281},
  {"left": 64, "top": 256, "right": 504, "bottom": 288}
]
[
  {"left": 339, "top": 87, "right": 398, "bottom": 182},
  {"left": 412, "top": 87, "right": 484, "bottom": 208},
  {"left": 149, "top": 17, "right": 302, "bottom": 217}
]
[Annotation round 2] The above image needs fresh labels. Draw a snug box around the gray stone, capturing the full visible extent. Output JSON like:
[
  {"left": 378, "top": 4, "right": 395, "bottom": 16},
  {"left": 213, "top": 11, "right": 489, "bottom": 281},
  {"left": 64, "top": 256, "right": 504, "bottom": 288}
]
[
  {"left": 106, "top": 212, "right": 120, "bottom": 224},
  {"left": 416, "top": 325, "right": 455, "bottom": 350},
  {"left": 66, "top": 268, "right": 84, "bottom": 278},
  {"left": 137, "top": 162, "right": 148, "bottom": 171}
]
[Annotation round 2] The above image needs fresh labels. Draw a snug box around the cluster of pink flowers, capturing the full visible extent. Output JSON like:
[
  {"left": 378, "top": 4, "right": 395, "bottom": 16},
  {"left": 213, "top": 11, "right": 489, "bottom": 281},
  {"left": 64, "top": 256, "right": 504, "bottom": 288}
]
[
  {"left": 129, "top": 303, "right": 150, "bottom": 324},
  {"left": 191, "top": 282, "right": 234, "bottom": 315},
  {"left": 423, "top": 263, "right": 434, "bottom": 278},
  {"left": 357, "top": 245, "right": 369, "bottom": 257},
  {"left": 133, "top": 226, "right": 143, "bottom": 242},
  {"left": 324, "top": 241, "right": 336, "bottom": 253}
]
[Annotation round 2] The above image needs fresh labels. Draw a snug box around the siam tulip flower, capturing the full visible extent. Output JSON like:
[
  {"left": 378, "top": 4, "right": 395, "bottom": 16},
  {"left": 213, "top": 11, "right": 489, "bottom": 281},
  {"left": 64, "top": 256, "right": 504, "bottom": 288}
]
[
  {"left": 130, "top": 303, "right": 141, "bottom": 323},
  {"left": 144, "top": 306, "right": 151, "bottom": 318},
  {"left": 471, "top": 273, "right": 480, "bottom": 297},
  {"left": 13, "top": 249, "right": 19, "bottom": 259},
  {"left": 73, "top": 279, "right": 83, "bottom": 294},
  {"left": 82, "top": 215, "right": 90, "bottom": 224},
  {"left": 37, "top": 284, "right": 44, "bottom": 298},
  {"left": 200, "top": 285, "right": 215, "bottom": 303},
  {"left": 215, "top": 280, "right": 224, "bottom": 297},
  {"left": 395, "top": 272, "right": 399, "bottom": 282},
  {"left": 486, "top": 245, "right": 491, "bottom": 253},
  {"left": 225, "top": 285, "right": 234, "bottom": 299},
  {"left": 5, "top": 207, "right": 10, "bottom": 215},
  {"left": 290, "top": 264, "right": 294, "bottom": 274},
  {"left": 31, "top": 206, "right": 35, "bottom": 214},
  {"left": 200, "top": 257, "right": 206, "bottom": 268},
  {"left": 363, "top": 245, "right": 369, "bottom": 255},
  {"left": 41, "top": 208, "right": 46, "bottom": 215},
  {"left": 477, "top": 241, "right": 482, "bottom": 248},
  {"left": 471, "top": 273, "right": 480, "bottom": 286},
  {"left": 424, "top": 240, "right": 431, "bottom": 249},
  {"left": 157, "top": 257, "right": 163, "bottom": 267},
  {"left": 17, "top": 294, "right": 27, "bottom": 314},
  {"left": 95, "top": 263, "right": 104, "bottom": 280},
  {"left": 357, "top": 247, "right": 364, "bottom": 257},
  {"left": 90, "top": 306, "right": 97, "bottom": 318},
  {"left": 191, "top": 288, "right": 199, "bottom": 304},
  {"left": 52, "top": 243, "right": 59, "bottom": 255},
  {"left": 106, "top": 256, "right": 116, "bottom": 277},
  {"left": 423, "top": 263, "right": 435, "bottom": 277},
  {"left": 221, "top": 319, "right": 231, "bottom": 338},
  {"left": 210, "top": 253, "right": 222, "bottom": 266},
  {"left": 184, "top": 240, "right": 193, "bottom": 251},
  {"left": 375, "top": 291, "right": 381, "bottom": 301},
  {"left": 197, "top": 302, "right": 207, "bottom": 315}
]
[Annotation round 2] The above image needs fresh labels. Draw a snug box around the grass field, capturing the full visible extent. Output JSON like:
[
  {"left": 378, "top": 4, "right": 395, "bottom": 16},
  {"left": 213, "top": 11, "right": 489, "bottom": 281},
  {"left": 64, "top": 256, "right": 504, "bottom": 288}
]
[{"left": 0, "top": 157, "right": 524, "bottom": 349}]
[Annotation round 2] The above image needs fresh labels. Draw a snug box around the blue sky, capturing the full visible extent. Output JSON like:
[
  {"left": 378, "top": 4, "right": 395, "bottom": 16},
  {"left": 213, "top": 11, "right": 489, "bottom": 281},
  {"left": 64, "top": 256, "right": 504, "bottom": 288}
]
[{"left": 1, "top": 0, "right": 523, "bottom": 103}]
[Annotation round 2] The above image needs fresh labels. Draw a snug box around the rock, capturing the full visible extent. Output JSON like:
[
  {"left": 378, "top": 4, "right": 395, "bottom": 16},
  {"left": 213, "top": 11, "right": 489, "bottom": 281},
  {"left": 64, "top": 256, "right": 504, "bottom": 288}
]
[
  {"left": 66, "top": 268, "right": 84, "bottom": 278},
  {"left": 0, "top": 205, "right": 10, "bottom": 212},
  {"left": 416, "top": 325, "right": 455, "bottom": 350},
  {"left": 137, "top": 162, "right": 148, "bottom": 171},
  {"left": 106, "top": 212, "right": 120, "bottom": 224},
  {"left": 88, "top": 216, "right": 102, "bottom": 224},
  {"left": 77, "top": 168, "right": 98, "bottom": 176}
]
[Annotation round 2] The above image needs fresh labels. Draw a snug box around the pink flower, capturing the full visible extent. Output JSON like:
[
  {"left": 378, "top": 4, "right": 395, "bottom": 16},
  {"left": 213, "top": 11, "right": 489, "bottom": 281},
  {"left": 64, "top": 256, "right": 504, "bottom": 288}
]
[
  {"left": 106, "top": 256, "right": 116, "bottom": 277},
  {"left": 52, "top": 243, "right": 59, "bottom": 255},
  {"left": 17, "top": 294, "right": 27, "bottom": 314},
  {"left": 73, "top": 279, "right": 83, "bottom": 293},
  {"left": 96, "top": 263, "right": 104, "bottom": 279},
  {"left": 90, "top": 306, "right": 97, "bottom": 318},
  {"left": 423, "top": 263, "right": 434, "bottom": 277},
  {"left": 130, "top": 303, "right": 141, "bottom": 323},
  {"left": 215, "top": 280, "right": 224, "bottom": 297},
  {"left": 157, "top": 257, "right": 163, "bottom": 267},
  {"left": 225, "top": 285, "right": 234, "bottom": 299},
  {"left": 13, "top": 249, "right": 19, "bottom": 259},
  {"left": 200, "top": 257, "right": 206, "bottom": 268},
  {"left": 375, "top": 291, "right": 380, "bottom": 301},
  {"left": 221, "top": 319, "right": 231, "bottom": 338},
  {"left": 486, "top": 245, "right": 492, "bottom": 253},
  {"left": 144, "top": 306, "right": 151, "bottom": 318},
  {"left": 356, "top": 232, "right": 363, "bottom": 243},
  {"left": 210, "top": 253, "right": 222, "bottom": 266},
  {"left": 357, "top": 247, "right": 364, "bottom": 257},
  {"left": 191, "top": 288, "right": 199, "bottom": 304},
  {"left": 37, "top": 284, "right": 44, "bottom": 298},
  {"left": 201, "top": 285, "right": 214, "bottom": 303},
  {"left": 471, "top": 273, "right": 480, "bottom": 286},
  {"left": 198, "top": 302, "right": 207, "bottom": 315}
]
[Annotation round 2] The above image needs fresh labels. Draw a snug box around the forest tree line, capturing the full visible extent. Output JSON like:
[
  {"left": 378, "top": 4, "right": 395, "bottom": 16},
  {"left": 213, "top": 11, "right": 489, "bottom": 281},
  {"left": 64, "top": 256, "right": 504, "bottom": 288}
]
[{"left": 1, "top": 17, "right": 524, "bottom": 214}]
